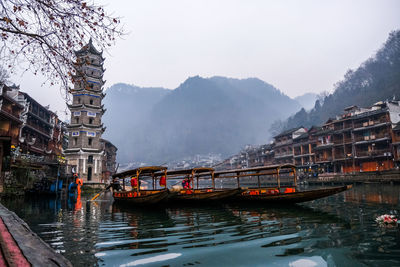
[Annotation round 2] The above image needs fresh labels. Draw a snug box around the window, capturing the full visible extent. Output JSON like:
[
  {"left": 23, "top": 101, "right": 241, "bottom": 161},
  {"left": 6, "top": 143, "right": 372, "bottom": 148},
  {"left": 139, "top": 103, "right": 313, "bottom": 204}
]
[
  {"left": 88, "top": 155, "right": 93, "bottom": 164},
  {"left": 88, "top": 138, "right": 92, "bottom": 146},
  {"left": 78, "top": 98, "right": 81, "bottom": 104},
  {"left": 75, "top": 118, "right": 79, "bottom": 124},
  {"left": 73, "top": 138, "right": 77, "bottom": 145},
  {"left": 89, "top": 99, "right": 93, "bottom": 105},
  {"left": 89, "top": 118, "right": 93, "bottom": 124}
]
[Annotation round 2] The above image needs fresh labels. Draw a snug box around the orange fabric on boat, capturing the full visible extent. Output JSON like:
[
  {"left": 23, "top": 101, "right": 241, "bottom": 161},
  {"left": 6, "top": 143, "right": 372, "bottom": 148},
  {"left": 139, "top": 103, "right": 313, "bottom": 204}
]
[
  {"left": 131, "top": 176, "right": 138, "bottom": 188},
  {"left": 267, "top": 189, "right": 279, "bottom": 194},
  {"left": 284, "top": 188, "right": 295, "bottom": 193},
  {"left": 249, "top": 191, "right": 259, "bottom": 195},
  {"left": 159, "top": 176, "right": 166, "bottom": 187}
]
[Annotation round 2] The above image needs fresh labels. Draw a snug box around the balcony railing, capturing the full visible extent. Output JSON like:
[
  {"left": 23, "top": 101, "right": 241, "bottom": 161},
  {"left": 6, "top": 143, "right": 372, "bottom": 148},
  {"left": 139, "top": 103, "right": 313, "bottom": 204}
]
[
  {"left": 274, "top": 153, "right": 293, "bottom": 159},
  {"left": 333, "top": 139, "right": 344, "bottom": 145},
  {"left": 274, "top": 139, "right": 293, "bottom": 147},
  {"left": 354, "top": 134, "right": 390, "bottom": 142},
  {"left": 26, "top": 122, "right": 51, "bottom": 137},
  {"left": 316, "top": 142, "right": 333, "bottom": 147},
  {"left": 356, "top": 149, "right": 392, "bottom": 157},
  {"left": 353, "top": 119, "right": 388, "bottom": 130},
  {"left": 334, "top": 153, "right": 345, "bottom": 159},
  {"left": 316, "top": 157, "right": 333, "bottom": 162}
]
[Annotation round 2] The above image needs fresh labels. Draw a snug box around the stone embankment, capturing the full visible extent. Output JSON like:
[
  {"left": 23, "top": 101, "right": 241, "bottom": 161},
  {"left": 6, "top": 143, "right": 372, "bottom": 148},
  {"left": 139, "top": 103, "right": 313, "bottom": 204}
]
[
  {"left": 306, "top": 170, "right": 400, "bottom": 186},
  {"left": 0, "top": 204, "right": 72, "bottom": 267}
]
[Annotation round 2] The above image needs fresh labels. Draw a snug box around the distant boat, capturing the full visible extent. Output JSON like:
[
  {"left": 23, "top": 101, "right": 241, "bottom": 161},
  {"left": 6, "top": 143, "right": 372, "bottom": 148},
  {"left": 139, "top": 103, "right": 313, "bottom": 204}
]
[
  {"left": 214, "top": 164, "right": 353, "bottom": 204},
  {"left": 112, "top": 166, "right": 170, "bottom": 205}
]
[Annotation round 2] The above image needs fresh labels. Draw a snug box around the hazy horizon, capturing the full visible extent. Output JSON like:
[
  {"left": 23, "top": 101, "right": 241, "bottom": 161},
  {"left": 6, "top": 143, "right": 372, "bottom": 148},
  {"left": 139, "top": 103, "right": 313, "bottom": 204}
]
[{"left": 10, "top": 0, "right": 400, "bottom": 120}]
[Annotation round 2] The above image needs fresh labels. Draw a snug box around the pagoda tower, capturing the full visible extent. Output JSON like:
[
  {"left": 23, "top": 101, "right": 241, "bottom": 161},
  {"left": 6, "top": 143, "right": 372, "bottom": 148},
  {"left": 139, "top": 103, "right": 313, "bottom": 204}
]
[{"left": 64, "top": 39, "right": 106, "bottom": 183}]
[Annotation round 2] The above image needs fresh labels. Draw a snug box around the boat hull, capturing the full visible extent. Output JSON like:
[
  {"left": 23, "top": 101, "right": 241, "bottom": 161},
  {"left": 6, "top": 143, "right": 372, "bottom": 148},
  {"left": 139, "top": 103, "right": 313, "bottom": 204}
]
[
  {"left": 170, "top": 188, "right": 242, "bottom": 202},
  {"left": 113, "top": 189, "right": 170, "bottom": 205},
  {"left": 236, "top": 185, "right": 352, "bottom": 203}
]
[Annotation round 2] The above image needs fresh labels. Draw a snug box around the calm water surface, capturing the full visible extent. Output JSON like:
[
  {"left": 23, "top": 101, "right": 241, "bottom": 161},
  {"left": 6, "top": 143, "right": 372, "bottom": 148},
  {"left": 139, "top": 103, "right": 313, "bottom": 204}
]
[{"left": 2, "top": 184, "right": 400, "bottom": 266}]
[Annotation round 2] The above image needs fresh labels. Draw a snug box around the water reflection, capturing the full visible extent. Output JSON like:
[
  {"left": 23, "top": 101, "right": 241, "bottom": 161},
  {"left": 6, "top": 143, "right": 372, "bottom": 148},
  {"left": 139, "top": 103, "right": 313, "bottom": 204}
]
[
  {"left": 1, "top": 184, "right": 400, "bottom": 266},
  {"left": 343, "top": 184, "right": 400, "bottom": 205}
]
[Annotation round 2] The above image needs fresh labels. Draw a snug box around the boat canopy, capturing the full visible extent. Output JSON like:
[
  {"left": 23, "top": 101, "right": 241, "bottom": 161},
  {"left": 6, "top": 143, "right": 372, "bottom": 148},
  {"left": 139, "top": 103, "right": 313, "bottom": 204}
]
[
  {"left": 155, "top": 167, "right": 215, "bottom": 189},
  {"left": 214, "top": 164, "right": 295, "bottom": 176},
  {"left": 156, "top": 167, "right": 214, "bottom": 177},
  {"left": 113, "top": 166, "right": 167, "bottom": 178},
  {"left": 213, "top": 164, "right": 296, "bottom": 189}
]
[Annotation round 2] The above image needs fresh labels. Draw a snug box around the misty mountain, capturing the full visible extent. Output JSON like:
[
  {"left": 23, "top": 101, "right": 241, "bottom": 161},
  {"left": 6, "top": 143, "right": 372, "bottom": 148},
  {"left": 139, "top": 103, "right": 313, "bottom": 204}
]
[
  {"left": 294, "top": 93, "right": 318, "bottom": 110},
  {"left": 102, "top": 83, "right": 169, "bottom": 158},
  {"left": 103, "top": 77, "right": 301, "bottom": 163},
  {"left": 279, "top": 30, "right": 400, "bottom": 130}
]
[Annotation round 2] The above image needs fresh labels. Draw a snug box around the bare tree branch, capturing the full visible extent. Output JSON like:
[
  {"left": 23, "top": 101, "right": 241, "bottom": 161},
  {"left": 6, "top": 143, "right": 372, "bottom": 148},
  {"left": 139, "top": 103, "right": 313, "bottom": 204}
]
[{"left": 0, "top": 0, "right": 123, "bottom": 98}]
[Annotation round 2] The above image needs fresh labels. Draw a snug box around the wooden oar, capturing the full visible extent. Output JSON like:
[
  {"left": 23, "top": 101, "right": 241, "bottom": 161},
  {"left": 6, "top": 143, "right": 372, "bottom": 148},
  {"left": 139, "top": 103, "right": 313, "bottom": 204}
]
[
  {"left": 90, "top": 184, "right": 112, "bottom": 201},
  {"left": 91, "top": 164, "right": 120, "bottom": 201}
]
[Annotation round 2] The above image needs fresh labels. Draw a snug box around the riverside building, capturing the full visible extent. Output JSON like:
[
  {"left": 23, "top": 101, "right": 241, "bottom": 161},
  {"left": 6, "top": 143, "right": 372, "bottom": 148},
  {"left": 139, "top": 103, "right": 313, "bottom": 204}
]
[
  {"left": 220, "top": 100, "right": 400, "bottom": 174},
  {"left": 64, "top": 39, "right": 107, "bottom": 183}
]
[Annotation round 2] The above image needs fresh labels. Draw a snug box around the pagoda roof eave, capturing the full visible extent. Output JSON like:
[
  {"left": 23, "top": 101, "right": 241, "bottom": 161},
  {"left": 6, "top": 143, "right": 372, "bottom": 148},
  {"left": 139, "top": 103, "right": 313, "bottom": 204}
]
[
  {"left": 67, "top": 103, "right": 105, "bottom": 111},
  {"left": 82, "top": 123, "right": 104, "bottom": 129},
  {"left": 74, "top": 39, "right": 104, "bottom": 57}
]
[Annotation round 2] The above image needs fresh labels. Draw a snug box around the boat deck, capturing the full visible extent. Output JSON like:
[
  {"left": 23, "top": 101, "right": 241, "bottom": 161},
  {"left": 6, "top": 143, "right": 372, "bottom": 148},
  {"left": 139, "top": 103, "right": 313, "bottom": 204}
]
[{"left": 0, "top": 203, "right": 72, "bottom": 267}]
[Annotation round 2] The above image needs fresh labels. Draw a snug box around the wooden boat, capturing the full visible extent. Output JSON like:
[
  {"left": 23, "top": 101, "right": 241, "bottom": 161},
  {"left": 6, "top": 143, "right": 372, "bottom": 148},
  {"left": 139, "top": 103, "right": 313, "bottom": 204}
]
[
  {"left": 112, "top": 166, "right": 169, "bottom": 205},
  {"left": 173, "top": 188, "right": 242, "bottom": 201},
  {"left": 237, "top": 185, "right": 352, "bottom": 203},
  {"left": 113, "top": 189, "right": 170, "bottom": 204},
  {"left": 159, "top": 168, "right": 242, "bottom": 202},
  {"left": 214, "top": 164, "right": 353, "bottom": 204}
]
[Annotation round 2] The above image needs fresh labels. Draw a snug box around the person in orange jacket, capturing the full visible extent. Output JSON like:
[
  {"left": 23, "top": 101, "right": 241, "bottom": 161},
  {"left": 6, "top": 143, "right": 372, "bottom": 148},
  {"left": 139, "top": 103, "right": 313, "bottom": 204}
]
[{"left": 74, "top": 173, "right": 83, "bottom": 195}]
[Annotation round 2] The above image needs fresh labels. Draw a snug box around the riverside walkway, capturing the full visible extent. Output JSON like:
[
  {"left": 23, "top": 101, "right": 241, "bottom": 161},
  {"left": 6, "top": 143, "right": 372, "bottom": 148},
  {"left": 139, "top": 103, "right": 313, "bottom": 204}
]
[{"left": 0, "top": 203, "right": 72, "bottom": 267}]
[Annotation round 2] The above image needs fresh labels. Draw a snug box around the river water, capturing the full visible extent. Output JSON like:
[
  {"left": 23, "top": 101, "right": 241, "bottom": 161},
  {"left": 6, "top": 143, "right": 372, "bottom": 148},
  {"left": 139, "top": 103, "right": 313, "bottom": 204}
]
[{"left": 2, "top": 184, "right": 400, "bottom": 266}]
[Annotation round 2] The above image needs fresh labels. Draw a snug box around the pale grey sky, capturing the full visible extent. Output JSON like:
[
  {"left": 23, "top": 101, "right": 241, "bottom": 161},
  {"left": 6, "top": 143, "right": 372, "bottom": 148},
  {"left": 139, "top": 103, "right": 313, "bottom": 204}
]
[{"left": 11, "top": 0, "right": 400, "bottom": 119}]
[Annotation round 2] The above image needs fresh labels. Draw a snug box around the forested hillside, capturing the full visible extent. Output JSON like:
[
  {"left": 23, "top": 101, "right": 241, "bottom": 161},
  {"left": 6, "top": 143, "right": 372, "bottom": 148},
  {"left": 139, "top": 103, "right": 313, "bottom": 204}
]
[{"left": 279, "top": 30, "right": 400, "bottom": 131}]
